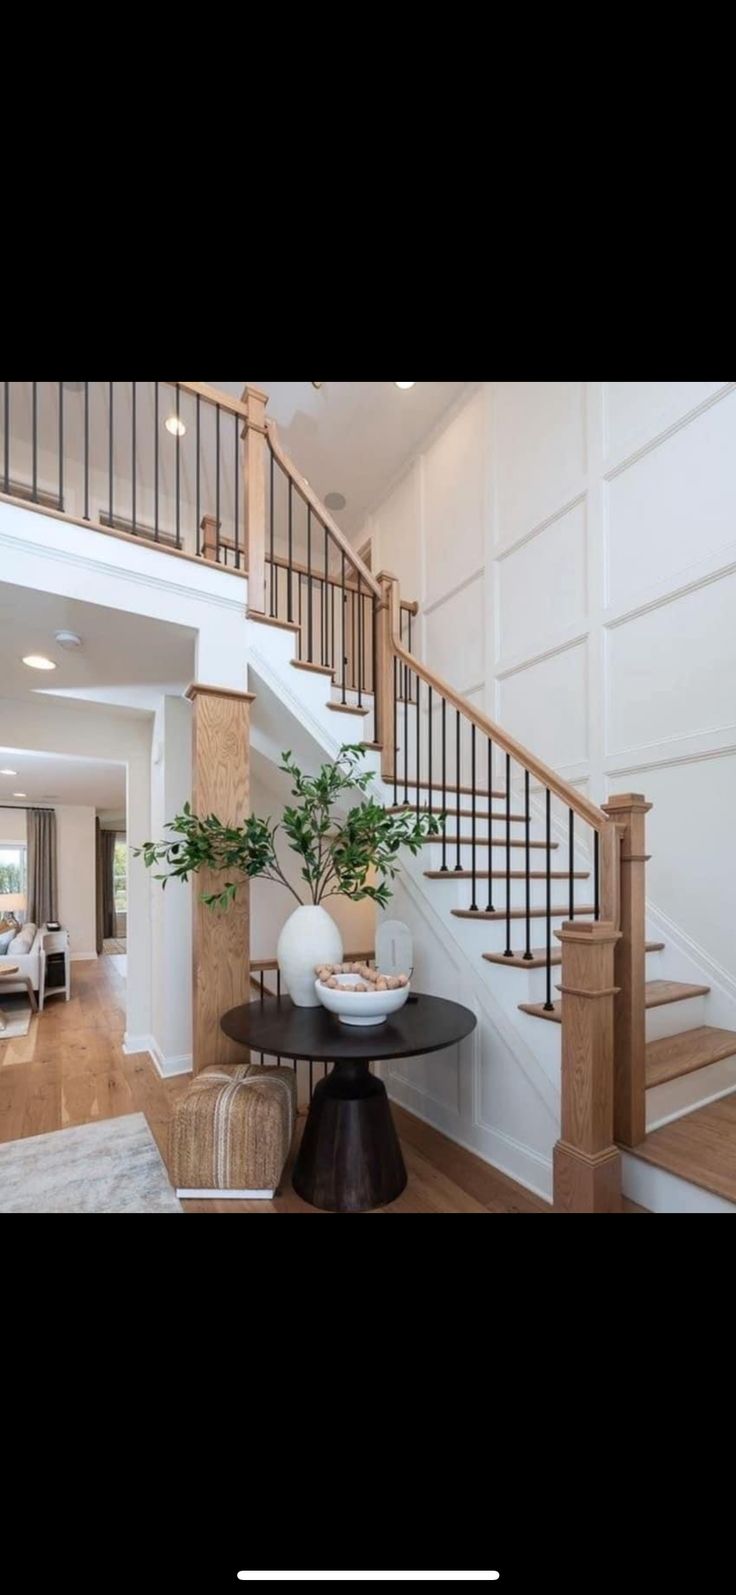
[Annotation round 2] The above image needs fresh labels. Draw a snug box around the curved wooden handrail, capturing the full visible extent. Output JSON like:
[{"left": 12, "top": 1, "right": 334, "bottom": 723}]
[
  {"left": 174, "top": 380, "right": 250, "bottom": 419},
  {"left": 266, "top": 419, "right": 382, "bottom": 600},
  {"left": 391, "top": 624, "right": 608, "bottom": 834}
]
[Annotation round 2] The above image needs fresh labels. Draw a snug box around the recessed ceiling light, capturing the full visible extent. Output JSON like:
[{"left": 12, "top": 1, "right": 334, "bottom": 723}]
[
  {"left": 394, "top": 382, "right": 416, "bottom": 389},
  {"left": 325, "top": 491, "right": 347, "bottom": 512},
  {"left": 164, "top": 415, "right": 186, "bottom": 437},
  {"left": 13, "top": 792, "right": 27, "bottom": 798},
  {"left": 54, "top": 630, "right": 83, "bottom": 650},
  {"left": 0, "top": 768, "right": 18, "bottom": 776},
  {"left": 22, "top": 655, "right": 56, "bottom": 670}
]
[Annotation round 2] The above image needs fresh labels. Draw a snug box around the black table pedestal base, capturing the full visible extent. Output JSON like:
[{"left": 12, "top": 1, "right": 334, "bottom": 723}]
[{"left": 292, "top": 1059, "right": 407, "bottom": 1212}]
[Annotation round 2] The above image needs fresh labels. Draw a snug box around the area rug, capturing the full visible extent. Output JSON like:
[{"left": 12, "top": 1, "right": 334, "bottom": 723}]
[
  {"left": 0, "top": 1112, "right": 183, "bottom": 1213},
  {"left": 0, "top": 995, "right": 33, "bottom": 1042}
]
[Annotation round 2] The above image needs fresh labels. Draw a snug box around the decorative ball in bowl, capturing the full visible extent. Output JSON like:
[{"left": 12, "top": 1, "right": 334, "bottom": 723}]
[{"left": 314, "top": 962, "right": 411, "bottom": 1026}]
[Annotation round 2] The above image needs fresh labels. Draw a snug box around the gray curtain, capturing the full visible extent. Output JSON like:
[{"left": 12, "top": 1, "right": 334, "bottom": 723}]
[
  {"left": 96, "top": 820, "right": 116, "bottom": 951},
  {"left": 26, "top": 807, "right": 58, "bottom": 926}
]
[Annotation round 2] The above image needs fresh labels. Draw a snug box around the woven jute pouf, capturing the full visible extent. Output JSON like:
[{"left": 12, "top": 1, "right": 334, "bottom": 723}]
[{"left": 170, "top": 1062, "right": 297, "bottom": 1200}]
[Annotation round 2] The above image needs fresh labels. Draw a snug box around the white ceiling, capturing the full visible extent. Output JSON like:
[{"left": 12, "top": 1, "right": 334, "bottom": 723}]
[
  {"left": 0, "top": 747, "right": 125, "bottom": 810},
  {"left": 0, "top": 583, "right": 196, "bottom": 710},
  {"left": 209, "top": 381, "right": 469, "bottom": 533}
]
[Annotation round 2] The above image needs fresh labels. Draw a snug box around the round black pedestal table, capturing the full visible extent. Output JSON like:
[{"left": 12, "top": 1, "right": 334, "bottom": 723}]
[{"left": 220, "top": 993, "right": 477, "bottom": 1212}]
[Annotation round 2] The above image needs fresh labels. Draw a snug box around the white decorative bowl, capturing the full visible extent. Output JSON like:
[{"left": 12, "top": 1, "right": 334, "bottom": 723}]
[{"left": 314, "top": 973, "right": 410, "bottom": 1026}]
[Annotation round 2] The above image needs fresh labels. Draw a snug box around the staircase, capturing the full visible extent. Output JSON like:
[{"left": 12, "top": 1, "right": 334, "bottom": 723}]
[{"left": 244, "top": 417, "right": 736, "bottom": 1215}]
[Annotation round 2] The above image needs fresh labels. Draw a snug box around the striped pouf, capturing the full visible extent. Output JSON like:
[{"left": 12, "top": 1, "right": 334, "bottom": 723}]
[{"left": 170, "top": 1063, "right": 297, "bottom": 1200}]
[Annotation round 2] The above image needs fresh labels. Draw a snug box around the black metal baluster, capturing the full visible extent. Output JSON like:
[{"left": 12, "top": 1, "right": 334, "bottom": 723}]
[
  {"left": 269, "top": 450, "right": 275, "bottom": 614},
  {"left": 404, "top": 666, "right": 409, "bottom": 804},
  {"left": 288, "top": 480, "right": 293, "bottom": 621},
  {"left": 470, "top": 724, "right": 477, "bottom": 910},
  {"left": 428, "top": 686, "right": 433, "bottom": 820},
  {"left": 83, "top": 381, "right": 89, "bottom": 519},
  {"left": 58, "top": 379, "right": 63, "bottom": 509},
  {"left": 341, "top": 550, "right": 347, "bottom": 704},
  {"left": 214, "top": 400, "right": 219, "bottom": 562},
  {"left": 454, "top": 713, "right": 462, "bottom": 870},
  {"left": 594, "top": 830, "right": 600, "bottom": 922},
  {"left": 569, "top": 810, "right": 575, "bottom": 921},
  {"left": 523, "top": 770, "right": 532, "bottom": 959},
  {"left": 130, "top": 380, "right": 135, "bottom": 532},
  {"left": 331, "top": 567, "right": 336, "bottom": 676},
  {"left": 234, "top": 411, "right": 240, "bottom": 569},
  {"left": 31, "top": 380, "right": 38, "bottom": 502},
  {"left": 195, "top": 394, "right": 201, "bottom": 555},
  {"left": 504, "top": 753, "right": 513, "bottom": 956},
  {"left": 415, "top": 674, "right": 421, "bottom": 820},
  {"left": 175, "top": 382, "right": 182, "bottom": 547},
  {"left": 307, "top": 506, "right": 313, "bottom": 662},
  {"left": 441, "top": 699, "right": 448, "bottom": 870},
  {"left": 354, "top": 571, "right": 360, "bottom": 701},
  {"left": 3, "top": 381, "right": 8, "bottom": 492},
  {"left": 107, "top": 379, "right": 112, "bottom": 523},
  {"left": 372, "top": 596, "right": 379, "bottom": 743},
  {"left": 154, "top": 381, "right": 159, "bottom": 539},
  {"left": 297, "top": 566, "right": 302, "bottom": 658},
  {"left": 486, "top": 739, "right": 495, "bottom": 911},
  {"left": 408, "top": 610, "right": 413, "bottom": 701},
  {"left": 393, "top": 654, "right": 399, "bottom": 806},
  {"left": 544, "top": 788, "right": 553, "bottom": 1009}
]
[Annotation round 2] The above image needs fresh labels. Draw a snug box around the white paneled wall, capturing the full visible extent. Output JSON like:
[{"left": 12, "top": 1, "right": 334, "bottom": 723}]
[{"left": 352, "top": 378, "right": 736, "bottom": 1172}]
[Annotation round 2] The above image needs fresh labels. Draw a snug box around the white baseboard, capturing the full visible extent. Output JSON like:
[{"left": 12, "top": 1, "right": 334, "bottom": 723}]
[
  {"left": 122, "top": 1034, "right": 192, "bottom": 1077},
  {"left": 176, "top": 1188, "right": 275, "bottom": 1200}
]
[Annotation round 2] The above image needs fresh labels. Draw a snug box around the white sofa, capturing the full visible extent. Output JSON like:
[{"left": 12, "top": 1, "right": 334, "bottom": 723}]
[{"left": 0, "top": 924, "right": 52, "bottom": 1009}]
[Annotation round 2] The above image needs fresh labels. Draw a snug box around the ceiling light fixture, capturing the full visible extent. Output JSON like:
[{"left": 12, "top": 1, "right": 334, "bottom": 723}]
[
  {"left": 22, "top": 655, "right": 57, "bottom": 671},
  {"left": 0, "top": 768, "right": 18, "bottom": 776},
  {"left": 54, "top": 630, "right": 83, "bottom": 650},
  {"left": 325, "top": 491, "right": 347, "bottom": 512},
  {"left": 13, "top": 792, "right": 27, "bottom": 799},
  {"left": 164, "top": 415, "right": 186, "bottom": 437},
  {"left": 394, "top": 382, "right": 416, "bottom": 389}
]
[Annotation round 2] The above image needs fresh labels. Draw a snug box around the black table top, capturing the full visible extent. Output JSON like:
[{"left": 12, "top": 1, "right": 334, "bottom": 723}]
[{"left": 220, "top": 992, "right": 477, "bottom": 1063}]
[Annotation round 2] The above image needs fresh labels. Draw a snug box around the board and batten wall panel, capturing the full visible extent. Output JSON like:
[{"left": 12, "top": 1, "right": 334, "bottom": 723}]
[
  {"left": 496, "top": 498, "right": 587, "bottom": 666},
  {"left": 494, "top": 381, "right": 587, "bottom": 546}
]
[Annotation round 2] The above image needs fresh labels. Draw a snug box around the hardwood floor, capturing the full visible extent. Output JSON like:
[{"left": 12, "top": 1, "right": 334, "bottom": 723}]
[{"left": 0, "top": 956, "right": 644, "bottom": 1213}]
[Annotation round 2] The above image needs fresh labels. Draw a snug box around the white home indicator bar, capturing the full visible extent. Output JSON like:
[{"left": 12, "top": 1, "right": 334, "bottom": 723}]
[{"left": 237, "top": 1576, "right": 501, "bottom": 1583}]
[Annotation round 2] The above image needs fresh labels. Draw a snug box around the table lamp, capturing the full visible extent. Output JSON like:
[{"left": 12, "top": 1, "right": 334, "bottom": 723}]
[{"left": 0, "top": 892, "right": 25, "bottom": 930}]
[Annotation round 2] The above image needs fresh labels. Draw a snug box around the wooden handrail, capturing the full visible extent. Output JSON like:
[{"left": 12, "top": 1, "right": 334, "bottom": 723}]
[
  {"left": 266, "top": 419, "right": 382, "bottom": 600},
  {"left": 384, "top": 597, "right": 607, "bottom": 835},
  {"left": 173, "top": 380, "right": 250, "bottom": 419}
]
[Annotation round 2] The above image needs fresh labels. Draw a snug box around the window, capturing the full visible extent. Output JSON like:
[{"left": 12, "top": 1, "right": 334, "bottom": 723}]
[
  {"left": 113, "top": 838, "right": 128, "bottom": 914},
  {"left": 0, "top": 843, "right": 27, "bottom": 903}
]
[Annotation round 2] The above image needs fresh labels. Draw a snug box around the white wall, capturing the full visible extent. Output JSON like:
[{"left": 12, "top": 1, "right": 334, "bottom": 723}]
[
  {"left": 56, "top": 805, "right": 96, "bottom": 956},
  {"left": 149, "top": 695, "right": 193, "bottom": 1072}
]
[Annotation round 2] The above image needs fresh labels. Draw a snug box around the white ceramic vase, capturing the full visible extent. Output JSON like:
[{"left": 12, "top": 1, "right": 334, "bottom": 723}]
[{"left": 276, "top": 904, "right": 343, "bottom": 1007}]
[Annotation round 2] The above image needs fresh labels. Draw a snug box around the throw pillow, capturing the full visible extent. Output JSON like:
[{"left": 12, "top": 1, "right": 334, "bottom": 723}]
[{"left": 0, "top": 929, "right": 14, "bottom": 955}]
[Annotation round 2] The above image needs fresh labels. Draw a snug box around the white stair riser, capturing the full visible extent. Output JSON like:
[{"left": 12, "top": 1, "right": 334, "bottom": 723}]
[
  {"left": 621, "top": 1152, "right": 736, "bottom": 1214},
  {"left": 423, "top": 839, "right": 575, "bottom": 871},
  {"left": 646, "top": 1052, "right": 736, "bottom": 1131},
  {"left": 645, "top": 995, "right": 707, "bottom": 1041},
  {"left": 424, "top": 874, "right": 589, "bottom": 912}
]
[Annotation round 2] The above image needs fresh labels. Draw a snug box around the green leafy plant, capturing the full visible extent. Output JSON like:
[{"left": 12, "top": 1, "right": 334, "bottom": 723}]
[{"left": 135, "top": 744, "right": 444, "bottom": 912}]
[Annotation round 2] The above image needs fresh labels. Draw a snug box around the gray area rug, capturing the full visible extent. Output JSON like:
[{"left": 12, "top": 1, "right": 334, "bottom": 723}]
[{"left": 0, "top": 1112, "right": 183, "bottom": 1213}]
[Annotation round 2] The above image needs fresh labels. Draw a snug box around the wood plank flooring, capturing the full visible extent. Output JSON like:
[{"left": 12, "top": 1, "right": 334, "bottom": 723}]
[{"left": 0, "top": 956, "right": 644, "bottom": 1213}]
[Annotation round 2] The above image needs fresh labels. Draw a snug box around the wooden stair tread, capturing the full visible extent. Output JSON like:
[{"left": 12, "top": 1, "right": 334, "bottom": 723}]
[
  {"left": 452, "top": 905, "right": 596, "bottom": 921},
  {"left": 326, "top": 700, "right": 370, "bottom": 716},
  {"left": 630, "top": 1091, "right": 736, "bottom": 1205},
  {"left": 520, "top": 981, "right": 712, "bottom": 1029},
  {"left": 645, "top": 1026, "right": 736, "bottom": 1088},
  {"left": 425, "top": 868, "right": 589, "bottom": 880},
  {"left": 246, "top": 609, "right": 301, "bottom": 634},
  {"left": 361, "top": 741, "right": 383, "bottom": 751},
  {"left": 644, "top": 980, "right": 710, "bottom": 1009},
  {"left": 421, "top": 834, "right": 558, "bottom": 850},
  {"left": 291, "top": 659, "right": 334, "bottom": 677},
  {"left": 483, "top": 940, "right": 664, "bottom": 971}
]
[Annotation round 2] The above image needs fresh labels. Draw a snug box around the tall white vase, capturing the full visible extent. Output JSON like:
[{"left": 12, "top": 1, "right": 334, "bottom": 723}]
[{"left": 276, "top": 904, "right": 343, "bottom": 1007}]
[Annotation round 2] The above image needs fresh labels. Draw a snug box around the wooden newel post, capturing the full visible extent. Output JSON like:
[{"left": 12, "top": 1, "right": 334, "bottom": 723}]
[
  {"left": 553, "top": 919, "right": 622, "bottom": 1212},
  {"left": 241, "top": 384, "right": 269, "bottom": 616},
  {"left": 185, "top": 682, "right": 256, "bottom": 1073},
  {"left": 602, "top": 793, "right": 652, "bottom": 1147},
  {"left": 375, "top": 571, "right": 400, "bottom": 783}
]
